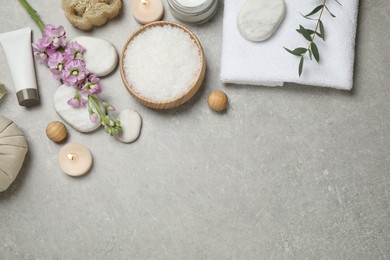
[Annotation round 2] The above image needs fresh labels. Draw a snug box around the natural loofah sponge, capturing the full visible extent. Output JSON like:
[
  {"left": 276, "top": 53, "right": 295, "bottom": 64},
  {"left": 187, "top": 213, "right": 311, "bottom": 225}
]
[
  {"left": 0, "top": 115, "right": 28, "bottom": 192},
  {"left": 62, "top": 0, "right": 122, "bottom": 31}
]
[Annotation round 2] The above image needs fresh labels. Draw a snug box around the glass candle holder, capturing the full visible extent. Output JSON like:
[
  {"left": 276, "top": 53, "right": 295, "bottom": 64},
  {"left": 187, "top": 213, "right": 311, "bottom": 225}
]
[{"left": 167, "top": 0, "right": 218, "bottom": 24}]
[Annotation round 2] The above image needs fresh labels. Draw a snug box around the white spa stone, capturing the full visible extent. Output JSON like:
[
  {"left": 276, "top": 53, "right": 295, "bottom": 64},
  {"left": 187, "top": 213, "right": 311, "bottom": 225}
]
[
  {"left": 237, "top": 0, "right": 286, "bottom": 42},
  {"left": 54, "top": 84, "right": 102, "bottom": 133},
  {"left": 72, "top": 36, "right": 118, "bottom": 77},
  {"left": 115, "top": 109, "right": 142, "bottom": 143}
]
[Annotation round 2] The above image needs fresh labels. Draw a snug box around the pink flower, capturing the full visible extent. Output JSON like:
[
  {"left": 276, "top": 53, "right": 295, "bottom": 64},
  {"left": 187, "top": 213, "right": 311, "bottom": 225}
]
[
  {"left": 32, "top": 43, "right": 49, "bottom": 64},
  {"left": 32, "top": 37, "right": 55, "bottom": 64},
  {"left": 40, "top": 35, "right": 53, "bottom": 48},
  {"left": 89, "top": 113, "right": 98, "bottom": 122},
  {"left": 63, "top": 59, "right": 88, "bottom": 86},
  {"left": 47, "top": 52, "right": 66, "bottom": 80},
  {"left": 80, "top": 98, "right": 87, "bottom": 106},
  {"left": 82, "top": 74, "right": 103, "bottom": 94},
  {"left": 67, "top": 97, "right": 80, "bottom": 107},
  {"left": 64, "top": 41, "right": 85, "bottom": 60},
  {"left": 67, "top": 96, "right": 87, "bottom": 107},
  {"left": 44, "top": 24, "right": 67, "bottom": 48},
  {"left": 43, "top": 24, "right": 56, "bottom": 34}
]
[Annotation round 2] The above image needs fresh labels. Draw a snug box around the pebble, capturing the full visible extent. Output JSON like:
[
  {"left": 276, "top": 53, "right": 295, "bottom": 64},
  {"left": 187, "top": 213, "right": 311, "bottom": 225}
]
[
  {"left": 237, "top": 0, "right": 285, "bottom": 42},
  {"left": 115, "top": 109, "right": 142, "bottom": 143},
  {"left": 72, "top": 36, "right": 118, "bottom": 77},
  {"left": 54, "top": 85, "right": 103, "bottom": 133}
]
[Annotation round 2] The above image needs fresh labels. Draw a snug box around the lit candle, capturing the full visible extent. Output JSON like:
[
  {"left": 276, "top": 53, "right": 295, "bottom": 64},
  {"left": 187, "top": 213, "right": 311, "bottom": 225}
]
[
  {"left": 132, "top": 0, "right": 164, "bottom": 25},
  {"left": 58, "top": 143, "right": 93, "bottom": 177}
]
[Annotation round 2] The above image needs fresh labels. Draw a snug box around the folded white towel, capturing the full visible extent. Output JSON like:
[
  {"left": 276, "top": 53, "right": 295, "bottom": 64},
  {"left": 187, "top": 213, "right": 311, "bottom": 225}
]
[{"left": 220, "top": 0, "right": 360, "bottom": 90}]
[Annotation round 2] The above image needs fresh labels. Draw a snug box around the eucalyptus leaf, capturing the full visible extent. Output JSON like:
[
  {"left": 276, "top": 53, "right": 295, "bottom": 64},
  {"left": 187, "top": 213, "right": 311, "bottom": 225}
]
[
  {"left": 284, "top": 47, "right": 307, "bottom": 56},
  {"left": 311, "top": 42, "right": 320, "bottom": 62},
  {"left": 300, "top": 13, "right": 318, "bottom": 20},
  {"left": 299, "top": 57, "right": 304, "bottom": 77},
  {"left": 325, "top": 5, "right": 336, "bottom": 17},
  {"left": 298, "top": 25, "right": 312, "bottom": 41},
  {"left": 297, "top": 28, "right": 314, "bottom": 35},
  {"left": 299, "top": 28, "right": 323, "bottom": 39},
  {"left": 308, "top": 49, "right": 313, "bottom": 60},
  {"left": 306, "top": 29, "right": 316, "bottom": 35},
  {"left": 305, "top": 5, "right": 324, "bottom": 17},
  {"left": 319, "top": 20, "right": 325, "bottom": 40}
]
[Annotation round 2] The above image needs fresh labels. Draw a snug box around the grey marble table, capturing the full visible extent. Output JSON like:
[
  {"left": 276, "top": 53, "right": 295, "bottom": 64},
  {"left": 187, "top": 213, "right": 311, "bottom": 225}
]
[{"left": 0, "top": 0, "right": 389, "bottom": 259}]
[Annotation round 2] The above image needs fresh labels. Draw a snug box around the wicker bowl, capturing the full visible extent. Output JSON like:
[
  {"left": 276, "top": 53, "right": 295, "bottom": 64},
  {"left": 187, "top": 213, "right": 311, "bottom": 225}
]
[{"left": 120, "top": 21, "right": 206, "bottom": 109}]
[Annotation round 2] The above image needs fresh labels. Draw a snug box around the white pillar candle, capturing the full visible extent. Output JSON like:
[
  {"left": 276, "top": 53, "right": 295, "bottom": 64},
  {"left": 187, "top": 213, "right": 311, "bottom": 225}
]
[
  {"left": 58, "top": 143, "right": 93, "bottom": 177},
  {"left": 132, "top": 0, "right": 164, "bottom": 25}
]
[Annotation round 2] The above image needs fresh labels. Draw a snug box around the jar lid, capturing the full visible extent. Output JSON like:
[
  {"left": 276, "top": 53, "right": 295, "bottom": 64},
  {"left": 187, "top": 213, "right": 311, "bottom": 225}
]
[{"left": 169, "top": 0, "right": 216, "bottom": 15}]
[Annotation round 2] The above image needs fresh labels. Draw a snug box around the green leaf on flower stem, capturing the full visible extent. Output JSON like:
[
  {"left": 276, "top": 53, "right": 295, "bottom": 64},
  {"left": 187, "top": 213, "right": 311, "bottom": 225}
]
[
  {"left": 311, "top": 42, "right": 320, "bottom": 62},
  {"left": 319, "top": 20, "right": 325, "bottom": 40},
  {"left": 305, "top": 5, "right": 324, "bottom": 17},
  {"left": 299, "top": 57, "right": 304, "bottom": 77},
  {"left": 298, "top": 25, "right": 312, "bottom": 41},
  {"left": 284, "top": 47, "right": 307, "bottom": 56},
  {"left": 325, "top": 5, "right": 336, "bottom": 17}
]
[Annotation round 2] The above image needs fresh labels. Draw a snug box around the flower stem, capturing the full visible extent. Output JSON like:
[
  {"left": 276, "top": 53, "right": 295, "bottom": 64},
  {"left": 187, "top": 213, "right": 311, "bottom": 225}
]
[
  {"left": 88, "top": 95, "right": 106, "bottom": 119},
  {"left": 88, "top": 95, "right": 121, "bottom": 136},
  {"left": 18, "top": 0, "right": 45, "bottom": 33}
]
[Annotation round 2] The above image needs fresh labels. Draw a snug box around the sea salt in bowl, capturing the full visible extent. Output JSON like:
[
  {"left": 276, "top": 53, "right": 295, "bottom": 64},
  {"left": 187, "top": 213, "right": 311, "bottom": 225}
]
[{"left": 120, "top": 21, "right": 206, "bottom": 109}]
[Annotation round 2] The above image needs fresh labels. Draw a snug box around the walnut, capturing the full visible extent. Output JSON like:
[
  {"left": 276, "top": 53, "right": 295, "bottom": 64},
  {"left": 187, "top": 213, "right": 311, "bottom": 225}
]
[{"left": 62, "top": 0, "right": 122, "bottom": 31}]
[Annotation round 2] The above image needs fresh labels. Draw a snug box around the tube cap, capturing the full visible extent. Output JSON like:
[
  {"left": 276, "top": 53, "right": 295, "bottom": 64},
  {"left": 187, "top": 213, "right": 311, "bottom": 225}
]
[{"left": 16, "top": 88, "right": 39, "bottom": 107}]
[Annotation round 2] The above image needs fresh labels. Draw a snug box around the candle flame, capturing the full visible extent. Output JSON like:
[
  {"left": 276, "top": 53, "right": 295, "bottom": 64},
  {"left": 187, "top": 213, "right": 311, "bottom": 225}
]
[{"left": 67, "top": 153, "right": 77, "bottom": 160}]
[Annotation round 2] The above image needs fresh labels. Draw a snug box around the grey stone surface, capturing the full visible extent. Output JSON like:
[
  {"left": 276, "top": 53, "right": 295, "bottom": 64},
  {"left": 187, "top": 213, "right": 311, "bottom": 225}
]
[{"left": 0, "top": 0, "right": 389, "bottom": 259}]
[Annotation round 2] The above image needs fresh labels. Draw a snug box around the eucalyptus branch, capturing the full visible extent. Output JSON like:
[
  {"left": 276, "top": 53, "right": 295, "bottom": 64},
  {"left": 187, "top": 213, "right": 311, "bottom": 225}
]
[{"left": 284, "top": 0, "right": 341, "bottom": 77}]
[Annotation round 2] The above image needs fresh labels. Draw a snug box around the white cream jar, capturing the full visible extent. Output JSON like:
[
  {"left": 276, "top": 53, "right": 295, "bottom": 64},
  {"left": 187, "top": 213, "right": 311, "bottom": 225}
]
[{"left": 167, "top": 0, "right": 218, "bottom": 24}]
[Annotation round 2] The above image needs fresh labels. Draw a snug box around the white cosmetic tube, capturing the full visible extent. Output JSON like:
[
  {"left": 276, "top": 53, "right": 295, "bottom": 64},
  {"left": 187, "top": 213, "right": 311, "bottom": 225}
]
[{"left": 0, "top": 27, "right": 39, "bottom": 106}]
